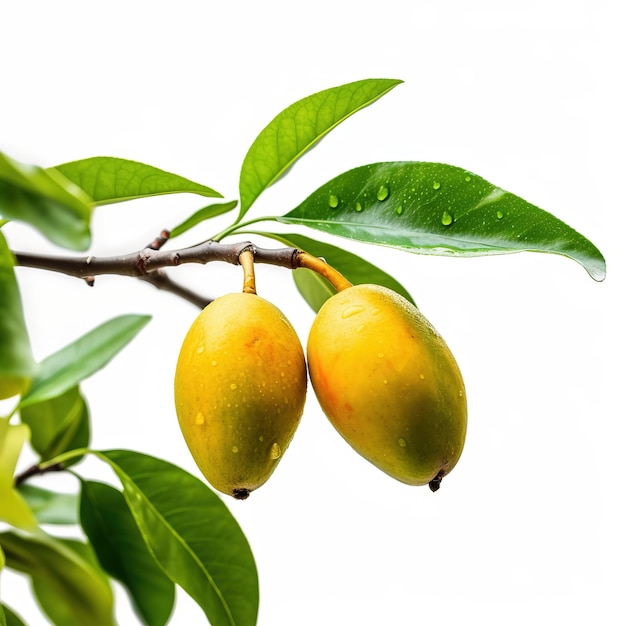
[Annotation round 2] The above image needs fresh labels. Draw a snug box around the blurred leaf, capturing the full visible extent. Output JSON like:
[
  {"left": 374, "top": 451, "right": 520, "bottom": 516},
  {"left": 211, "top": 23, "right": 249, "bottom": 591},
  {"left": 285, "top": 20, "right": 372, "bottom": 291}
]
[
  {"left": 0, "top": 605, "right": 27, "bottom": 626},
  {"left": 281, "top": 161, "right": 606, "bottom": 282},
  {"left": 262, "top": 232, "right": 415, "bottom": 311},
  {"left": 20, "top": 314, "right": 150, "bottom": 407},
  {"left": 95, "top": 449, "right": 258, "bottom": 626},
  {"left": 293, "top": 268, "right": 336, "bottom": 313},
  {"left": 80, "top": 480, "right": 175, "bottom": 626},
  {"left": 53, "top": 157, "right": 222, "bottom": 205},
  {"left": 238, "top": 78, "right": 402, "bottom": 218},
  {"left": 20, "top": 386, "right": 90, "bottom": 465},
  {"left": 0, "top": 150, "right": 92, "bottom": 250},
  {"left": 0, "top": 232, "right": 35, "bottom": 398},
  {"left": 17, "top": 484, "right": 79, "bottom": 525},
  {"left": 0, "top": 531, "right": 114, "bottom": 626},
  {"left": 0, "top": 419, "right": 37, "bottom": 530},
  {"left": 169, "top": 200, "right": 238, "bottom": 238}
]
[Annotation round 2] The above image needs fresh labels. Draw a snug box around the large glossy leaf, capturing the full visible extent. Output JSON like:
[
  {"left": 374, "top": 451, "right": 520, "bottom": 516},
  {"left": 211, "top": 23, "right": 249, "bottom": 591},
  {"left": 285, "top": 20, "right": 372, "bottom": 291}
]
[
  {"left": 20, "top": 385, "right": 90, "bottom": 465},
  {"left": 17, "top": 483, "right": 79, "bottom": 525},
  {"left": 0, "top": 151, "right": 92, "bottom": 250},
  {"left": 95, "top": 449, "right": 258, "bottom": 626},
  {"left": 0, "top": 419, "right": 37, "bottom": 530},
  {"left": 281, "top": 162, "right": 606, "bottom": 281},
  {"left": 0, "top": 531, "right": 115, "bottom": 626},
  {"left": 53, "top": 157, "right": 222, "bottom": 205},
  {"left": 169, "top": 200, "right": 238, "bottom": 238},
  {"left": 80, "top": 480, "right": 175, "bottom": 626},
  {"left": 238, "top": 78, "right": 402, "bottom": 219},
  {"left": 0, "top": 232, "right": 35, "bottom": 397},
  {"left": 261, "top": 232, "right": 415, "bottom": 312},
  {"left": 20, "top": 314, "right": 150, "bottom": 407}
]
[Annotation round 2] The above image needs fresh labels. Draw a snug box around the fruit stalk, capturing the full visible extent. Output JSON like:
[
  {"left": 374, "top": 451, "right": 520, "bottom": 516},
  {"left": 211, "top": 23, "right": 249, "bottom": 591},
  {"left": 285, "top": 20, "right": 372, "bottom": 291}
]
[
  {"left": 296, "top": 251, "right": 352, "bottom": 292},
  {"left": 239, "top": 248, "right": 257, "bottom": 294}
]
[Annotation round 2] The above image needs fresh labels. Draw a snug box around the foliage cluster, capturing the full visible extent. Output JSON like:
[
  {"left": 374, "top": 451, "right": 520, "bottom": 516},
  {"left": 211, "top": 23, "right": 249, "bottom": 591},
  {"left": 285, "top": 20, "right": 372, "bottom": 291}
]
[{"left": 0, "top": 79, "right": 604, "bottom": 625}]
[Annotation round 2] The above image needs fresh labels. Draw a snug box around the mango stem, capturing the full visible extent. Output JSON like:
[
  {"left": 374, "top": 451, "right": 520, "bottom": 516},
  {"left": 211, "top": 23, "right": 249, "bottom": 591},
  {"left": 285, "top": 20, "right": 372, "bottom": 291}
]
[
  {"left": 239, "top": 248, "right": 257, "bottom": 294},
  {"left": 297, "top": 252, "right": 353, "bottom": 292}
]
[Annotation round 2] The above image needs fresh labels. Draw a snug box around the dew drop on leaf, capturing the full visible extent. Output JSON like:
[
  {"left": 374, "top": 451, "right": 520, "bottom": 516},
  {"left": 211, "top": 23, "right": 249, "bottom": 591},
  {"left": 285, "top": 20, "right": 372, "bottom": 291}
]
[
  {"left": 496, "top": 210, "right": 504, "bottom": 219},
  {"left": 355, "top": 201, "right": 363, "bottom": 212},
  {"left": 328, "top": 194, "right": 339, "bottom": 208},
  {"left": 441, "top": 211, "right": 453, "bottom": 226},
  {"left": 396, "top": 205, "right": 403, "bottom": 215},
  {"left": 433, "top": 181, "right": 441, "bottom": 190},
  {"left": 376, "top": 185, "right": 389, "bottom": 201}
]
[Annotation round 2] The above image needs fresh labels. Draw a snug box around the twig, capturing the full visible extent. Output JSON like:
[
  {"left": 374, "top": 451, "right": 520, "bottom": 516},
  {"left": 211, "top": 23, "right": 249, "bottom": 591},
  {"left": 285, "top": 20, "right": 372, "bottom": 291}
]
[{"left": 12, "top": 238, "right": 351, "bottom": 307}]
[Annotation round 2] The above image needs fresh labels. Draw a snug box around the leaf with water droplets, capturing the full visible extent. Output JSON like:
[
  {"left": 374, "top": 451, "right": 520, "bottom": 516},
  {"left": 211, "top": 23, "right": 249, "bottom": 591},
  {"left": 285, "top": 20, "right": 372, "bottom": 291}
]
[
  {"left": 238, "top": 78, "right": 402, "bottom": 219},
  {"left": 280, "top": 162, "right": 606, "bottom": 281}
]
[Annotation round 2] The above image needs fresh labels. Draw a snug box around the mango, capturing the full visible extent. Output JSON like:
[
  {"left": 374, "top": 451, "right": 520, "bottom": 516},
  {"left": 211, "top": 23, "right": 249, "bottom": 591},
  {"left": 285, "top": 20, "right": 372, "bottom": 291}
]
[
  {"left": 174, "top": 292, "right": 307, "bottom": 499},
  {"left": 307, "top": 284, "right": 467, "bottom": 490}
]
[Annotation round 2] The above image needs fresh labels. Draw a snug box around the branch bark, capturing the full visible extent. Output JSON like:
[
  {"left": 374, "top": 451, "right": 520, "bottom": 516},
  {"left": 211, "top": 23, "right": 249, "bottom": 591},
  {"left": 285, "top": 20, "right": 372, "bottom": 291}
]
[{"left": 12, "top": 238, "right": 350, "bottom": 307}]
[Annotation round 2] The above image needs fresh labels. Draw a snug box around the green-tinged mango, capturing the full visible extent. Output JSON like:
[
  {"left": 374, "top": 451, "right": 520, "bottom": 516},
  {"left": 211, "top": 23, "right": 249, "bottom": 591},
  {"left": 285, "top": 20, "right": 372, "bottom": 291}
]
[
  {"left": 307, "top": 284, "right": 467, "bottom": 490},
  {"left": 174, "top": 293, "right": 307, "bottom": 499}
]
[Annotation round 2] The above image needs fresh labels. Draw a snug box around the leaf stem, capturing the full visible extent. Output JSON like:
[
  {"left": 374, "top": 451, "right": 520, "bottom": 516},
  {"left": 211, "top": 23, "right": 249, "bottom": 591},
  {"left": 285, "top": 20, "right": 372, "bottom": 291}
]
[{"left": 211, "top": 216, "right": 278, "bottom": 242}]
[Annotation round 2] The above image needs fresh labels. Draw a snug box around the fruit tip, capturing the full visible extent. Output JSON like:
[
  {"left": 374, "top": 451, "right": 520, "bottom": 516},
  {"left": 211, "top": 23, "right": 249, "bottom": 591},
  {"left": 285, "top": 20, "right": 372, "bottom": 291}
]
[
  {"left": 428, "top": 470, "right": 445, "bottom": 492},
  {"left": 232, "top": 488, "right": 251, "bottom": 500}
]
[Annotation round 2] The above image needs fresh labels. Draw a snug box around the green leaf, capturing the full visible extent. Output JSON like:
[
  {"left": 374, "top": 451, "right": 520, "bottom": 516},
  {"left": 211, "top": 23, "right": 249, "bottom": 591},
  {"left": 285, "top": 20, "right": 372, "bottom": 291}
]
[
  {"left": 169, "top": 200, "right": 238, "bottom": 238},
  {"left": 80, "top": 480, "right": 175, "bottom": 626},
  {"left": 17, "top": 484, "right": 79, "bottom": 525},
  {"left": 261, "top": 232, "right": 415, "bottom": 312},
  {"left": 0, "top": 531, "right": 115, "bottom": 626},
  {"left": 20, "top": 386, "right": 90, "bottom": 465},
  {"left": 95, "top": 449, "right": 258, "bottom": 626},
  {"left": 281, "top": 162, "right": 606, "bottom": 282},
  {"left": 238, "top": 78, "right": 402, "bottom": 218},
  {"left": 53, "top": 157, "right": 223, "bottom": 206},
  {"left": 20, "top": 314, "right": 150, "bottom": 407},
  {"left": 0, "top": 232, "right": 35, "bottom": 398},
  {"left": 0, "top": 150, "right": 92, "bottom": 250},
  {"left": 0, "top": 419, "right": 37, "bottom": 530},
  {"left": 0, "top": 604, "right": 27, "bottom": 626}
]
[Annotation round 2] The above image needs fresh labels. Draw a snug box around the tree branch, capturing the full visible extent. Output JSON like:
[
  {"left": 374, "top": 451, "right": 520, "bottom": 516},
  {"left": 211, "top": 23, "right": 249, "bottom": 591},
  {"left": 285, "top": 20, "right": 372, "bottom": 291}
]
[{"left": 12, "top": 238, "right": 351, "bottom": 307}]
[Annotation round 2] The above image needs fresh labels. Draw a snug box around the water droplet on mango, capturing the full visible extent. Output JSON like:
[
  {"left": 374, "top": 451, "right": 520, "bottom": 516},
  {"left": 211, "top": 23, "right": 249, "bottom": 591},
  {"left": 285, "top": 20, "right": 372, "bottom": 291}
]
[
  {"left": 270, "top": 442, "right": 282, "bottom": 460},
  {"left": 342, "top": 305, "right": 365, "bottom": 319}
]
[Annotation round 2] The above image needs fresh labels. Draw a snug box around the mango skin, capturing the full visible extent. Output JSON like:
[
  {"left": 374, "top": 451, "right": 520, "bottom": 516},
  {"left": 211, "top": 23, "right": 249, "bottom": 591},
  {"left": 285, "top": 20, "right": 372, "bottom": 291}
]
[
  {"left": 174, "top": 293, "right": 307, "bottom": 498},
  {"left": 307, "top": 284, "right": 467, "bottom": 489}
]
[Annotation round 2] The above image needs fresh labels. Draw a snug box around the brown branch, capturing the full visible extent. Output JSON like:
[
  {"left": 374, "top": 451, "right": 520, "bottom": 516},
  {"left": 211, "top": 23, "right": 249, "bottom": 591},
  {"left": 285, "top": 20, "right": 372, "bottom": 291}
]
[{"left": 12, "top": 239, "right": 351, "bottom": 307}]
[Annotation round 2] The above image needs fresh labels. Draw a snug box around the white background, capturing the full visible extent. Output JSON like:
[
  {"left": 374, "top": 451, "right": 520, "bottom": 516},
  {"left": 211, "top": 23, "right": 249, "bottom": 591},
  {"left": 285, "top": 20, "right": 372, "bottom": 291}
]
[{"left": 1, "top": 1, "right": 624, "bottom": 624}]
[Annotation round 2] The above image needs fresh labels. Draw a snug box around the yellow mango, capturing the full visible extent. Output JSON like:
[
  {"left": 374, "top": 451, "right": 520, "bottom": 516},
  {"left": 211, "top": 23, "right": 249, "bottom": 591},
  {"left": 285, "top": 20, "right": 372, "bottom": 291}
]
[
  {"left": 307, "top": 284, "right": 467, "bottom": 490},
  {"left": 174, "top": 293, "right": 307, "bottom": 499}
]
